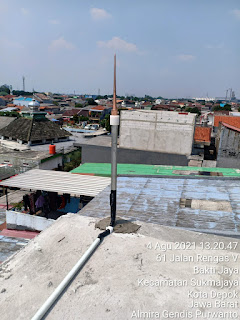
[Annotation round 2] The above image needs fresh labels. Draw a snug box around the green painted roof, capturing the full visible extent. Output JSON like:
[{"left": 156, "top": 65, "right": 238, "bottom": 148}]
[{"left": 70, "top": 163, "right": 240, "bottom": 177}]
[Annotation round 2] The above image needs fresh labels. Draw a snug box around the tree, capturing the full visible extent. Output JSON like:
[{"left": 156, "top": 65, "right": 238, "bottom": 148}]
[
  {"left": 0, "top": 85, "right": 10, "bottom": 94},
  {"left": 238, "top": 107, "right": 240, "bottom": 112},
  {"left": 73, "top": 114, "right": 79, "bottom": 123},
  {"left": 100, "top": 114, "right": 111, "bottom": 132},
  {"left": 79, "top": 115, "right": 89, "bottom": 121},
  {"left": 75, "top": 103, "right": 83, "bottom": 108},
  {"left": 223, "top": 104, "right": 231, "bottom": 111},
  {"left": 212, "top": 104, "right": 232, "bottom": 112},
  {"left": 63, "top": 150, "right": 81, "bottom": 172},
  {"left": 185, "top": 107, "right": 200, "bottom": 115},
  {"left": 12, "top": 90, "right": 32, "bottom": 96},
  {"left": 86, "top": 98, "right": 97, "bottom": 105},
  {"left": 0, "top": 111, "right": 21, "bottom": 118}
]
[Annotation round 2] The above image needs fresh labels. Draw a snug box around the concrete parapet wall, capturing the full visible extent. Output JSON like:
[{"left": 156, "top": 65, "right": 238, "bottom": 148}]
[{"left": 6, "top": 210, "right": 54, "bottom": 232}]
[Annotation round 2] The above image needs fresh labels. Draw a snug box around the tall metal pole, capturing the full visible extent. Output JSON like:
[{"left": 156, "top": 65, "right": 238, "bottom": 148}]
[
  {"left": 110, "top": 54, "right": 119, "bottom": 227},
  {"left": 6, "top": 187, "right": 9, "bottom": 210}
]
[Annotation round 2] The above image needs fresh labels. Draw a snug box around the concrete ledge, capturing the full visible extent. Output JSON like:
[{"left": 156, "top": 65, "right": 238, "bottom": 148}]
[
  {"left": 6, "top": 210, "right": 54, "bottom": 232},
  {"left": 0, "top": 215, "right": 239, "bottom": 320}
]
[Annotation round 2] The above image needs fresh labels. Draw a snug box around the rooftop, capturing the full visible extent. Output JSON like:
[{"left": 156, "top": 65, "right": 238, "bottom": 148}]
[
  {"left": 0, "top": 214, "right": 239, "bottom": 319},
  {"left": 194, "top": 126, "right": 211, "bottom": 143},
  {"left": 0, "top": 118, "right": 71, "bottom": 143},
  {"left": 81, "top": 176, "right": 240, "bottom": 236},
  {"left": 214, "top": 115, "right": 240, "bottom": 128},
  {"left": 0, "top": 117, "right": 16, "bottom": 130},
  {"left": 71, "top": 163, "right": 240, "bottom": 178}
]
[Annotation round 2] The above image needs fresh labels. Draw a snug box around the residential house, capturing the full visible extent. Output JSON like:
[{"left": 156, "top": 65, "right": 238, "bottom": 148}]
[{"left": 89, "top": 105, "right": 112, "bottom": 122}]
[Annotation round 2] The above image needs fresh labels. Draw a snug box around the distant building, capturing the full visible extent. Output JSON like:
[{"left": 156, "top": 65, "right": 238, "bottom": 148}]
[
  {"left": 0, "top": 100, "right": 71, "bottom": 145},
  {"left": 89, "top": 105, "right": 112, "bottom": 122},
  {"left": 13, "top": 97, "right": 34, "bottom": 107}
]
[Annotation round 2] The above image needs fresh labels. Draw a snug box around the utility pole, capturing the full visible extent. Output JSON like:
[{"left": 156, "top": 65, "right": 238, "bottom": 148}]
[{"left": 110, "top": 54, "right": 119, "bottom": 227}]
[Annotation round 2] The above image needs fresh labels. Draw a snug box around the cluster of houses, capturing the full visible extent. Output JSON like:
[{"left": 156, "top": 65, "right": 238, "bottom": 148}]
[{"left": 0, "top": 91, "right": 239, "bottom": 179}]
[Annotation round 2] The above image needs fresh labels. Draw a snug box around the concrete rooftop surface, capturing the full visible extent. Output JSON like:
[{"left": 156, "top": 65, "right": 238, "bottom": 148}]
[
  {"left": 0, "top": 215, "right": 239, "bottom": 320},
  {"left": 80, "top": 176, "right": 240, "bottom": 237}
]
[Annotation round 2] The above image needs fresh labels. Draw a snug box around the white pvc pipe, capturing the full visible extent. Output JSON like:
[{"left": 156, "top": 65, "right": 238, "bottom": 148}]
[{"left": 31, "top": 237, "right": 101, "bottom": 320}]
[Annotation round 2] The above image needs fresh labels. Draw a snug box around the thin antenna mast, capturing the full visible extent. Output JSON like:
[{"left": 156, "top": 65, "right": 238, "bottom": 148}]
[{"left": 110, "top": 54, "right": 119, "bottom": 227}]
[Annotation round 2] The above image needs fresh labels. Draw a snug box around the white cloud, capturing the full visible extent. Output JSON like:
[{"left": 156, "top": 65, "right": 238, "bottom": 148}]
[
  {"left": 49, "top": 19, "right": 60, "bottom": 25},
  {"left": 21, "top": 8, "right": 29, "bottom": 15},
  {"left": 49, "top": 37, "right": 75, "bottom": 51},
  {"left": 90, "top": 8, "right": 111, "bottom": 21},
  {"left": 97, "top": 37, "right": 138, "bottom": 53},
  {"left": 177, "top": 54, "right": 196, "bottom": 61},
  {"left": 231, "top": 9, "right": 240, "bottom": 19}
]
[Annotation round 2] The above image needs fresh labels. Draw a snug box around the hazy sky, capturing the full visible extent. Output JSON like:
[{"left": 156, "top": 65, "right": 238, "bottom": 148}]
[{"left": 1, "top": 0, "right": 239, "bottom": 98}]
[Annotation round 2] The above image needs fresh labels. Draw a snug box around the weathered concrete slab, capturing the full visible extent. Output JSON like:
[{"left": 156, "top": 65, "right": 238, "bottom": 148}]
[
  {"left": 95, "top": 216, "right": 141, "bottom": 233},
  {"left": 0, "top": 215, "right": 239, "bottom": 320}
]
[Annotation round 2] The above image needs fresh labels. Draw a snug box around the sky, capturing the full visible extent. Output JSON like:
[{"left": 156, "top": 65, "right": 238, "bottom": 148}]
[{"left": 0, "top": 0, "right": 239, "bottom": 98}]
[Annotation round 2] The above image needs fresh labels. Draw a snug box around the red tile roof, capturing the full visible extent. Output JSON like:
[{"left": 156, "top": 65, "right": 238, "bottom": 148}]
[
  {"left": 90, "top": 105, "right": 106, "bottom": 111},
  {"left": 62, "top": 109, "right": 81, "bottom": 117},
  {"left": 222, "top": 122, "right": 240, "bottom": 133},
  {"left": 214, "top": 116, "right": 240, "bottom": 128},
  {"left": 194, "top": 126, "right": 211, "bottom": 143}
]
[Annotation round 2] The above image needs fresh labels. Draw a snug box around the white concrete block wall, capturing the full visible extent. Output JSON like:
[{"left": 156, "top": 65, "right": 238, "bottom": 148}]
[
  {"left": 6, "top": 210, "right": 54, "bottom": 232},
  {"left": 38, "top": 155, "right": 63, "bottom": 170},
  {"left": 119, "top": 110, "right": 196, "bottom": 155}
]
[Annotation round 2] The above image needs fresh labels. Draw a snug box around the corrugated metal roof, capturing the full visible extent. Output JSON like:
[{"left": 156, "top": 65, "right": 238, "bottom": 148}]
[{"left": 0, "top": 169, "right": 110, "bottom": 197}]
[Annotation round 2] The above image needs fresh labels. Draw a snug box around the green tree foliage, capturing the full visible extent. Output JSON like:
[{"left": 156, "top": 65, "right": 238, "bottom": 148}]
[
  {"left": 75, "top": 103, "right": 83, "bottom": 108},
  {"left": 144, "top": 95, "right": 154, "bottom": 101},
  {"left": 79, "top": 115, "right": 89, "bottom": 121},
  {"left": 100, "top": 114, "right": 111, "bottom": 132},
  {"left": 53, "top": 101, "right": 59, "bottom": 106},
  {"left": 0, "top": 111, "right": 20, "bottom": 118},
  {"left": 63, "top": 150, "right": 81, "bottom": 172},
  {"left": 12, "top": 90, "right": 32, "bottom": 96},
  {"left": 0, "top": 85, "right": 10, "bottom": 94},
  {"left": 212, "top": 104, "right": 232, "bottom": 111},
  {"left": 223, "top": 104, "right": 232, "bottom": 111},
  {"left": 72, "top": 114, "right": 79, "bottom": 123},
  {"left": 86, "top": 98, "right": 97, "bottom": 105},
  {"left": 185, "top": 107, "right": 201, "bottom": 115}
]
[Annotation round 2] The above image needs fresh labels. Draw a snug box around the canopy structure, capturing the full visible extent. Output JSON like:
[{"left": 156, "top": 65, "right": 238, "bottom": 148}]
[{"left": 0, "top": 169, "right": 110, "bottom": 197}]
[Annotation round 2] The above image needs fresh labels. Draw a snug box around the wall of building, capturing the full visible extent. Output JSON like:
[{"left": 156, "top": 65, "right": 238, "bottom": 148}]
[
  {"left": 38, "top": 155, "right": 63, "bottom": 170},
  {"left": 119, "top": 110, "right": 196, "bottom": 155},
  {"left": 217, "top": 126, "right": 240, "bottom": 169},
  {"left": 81, "top": 145, "right": 188, "bottom": 166},
  {"left": 6, "top": 210, "right": 54, "bottom": 232},
  {"left": 0, "top": 155, "right": 38, "bottom": 174}
]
